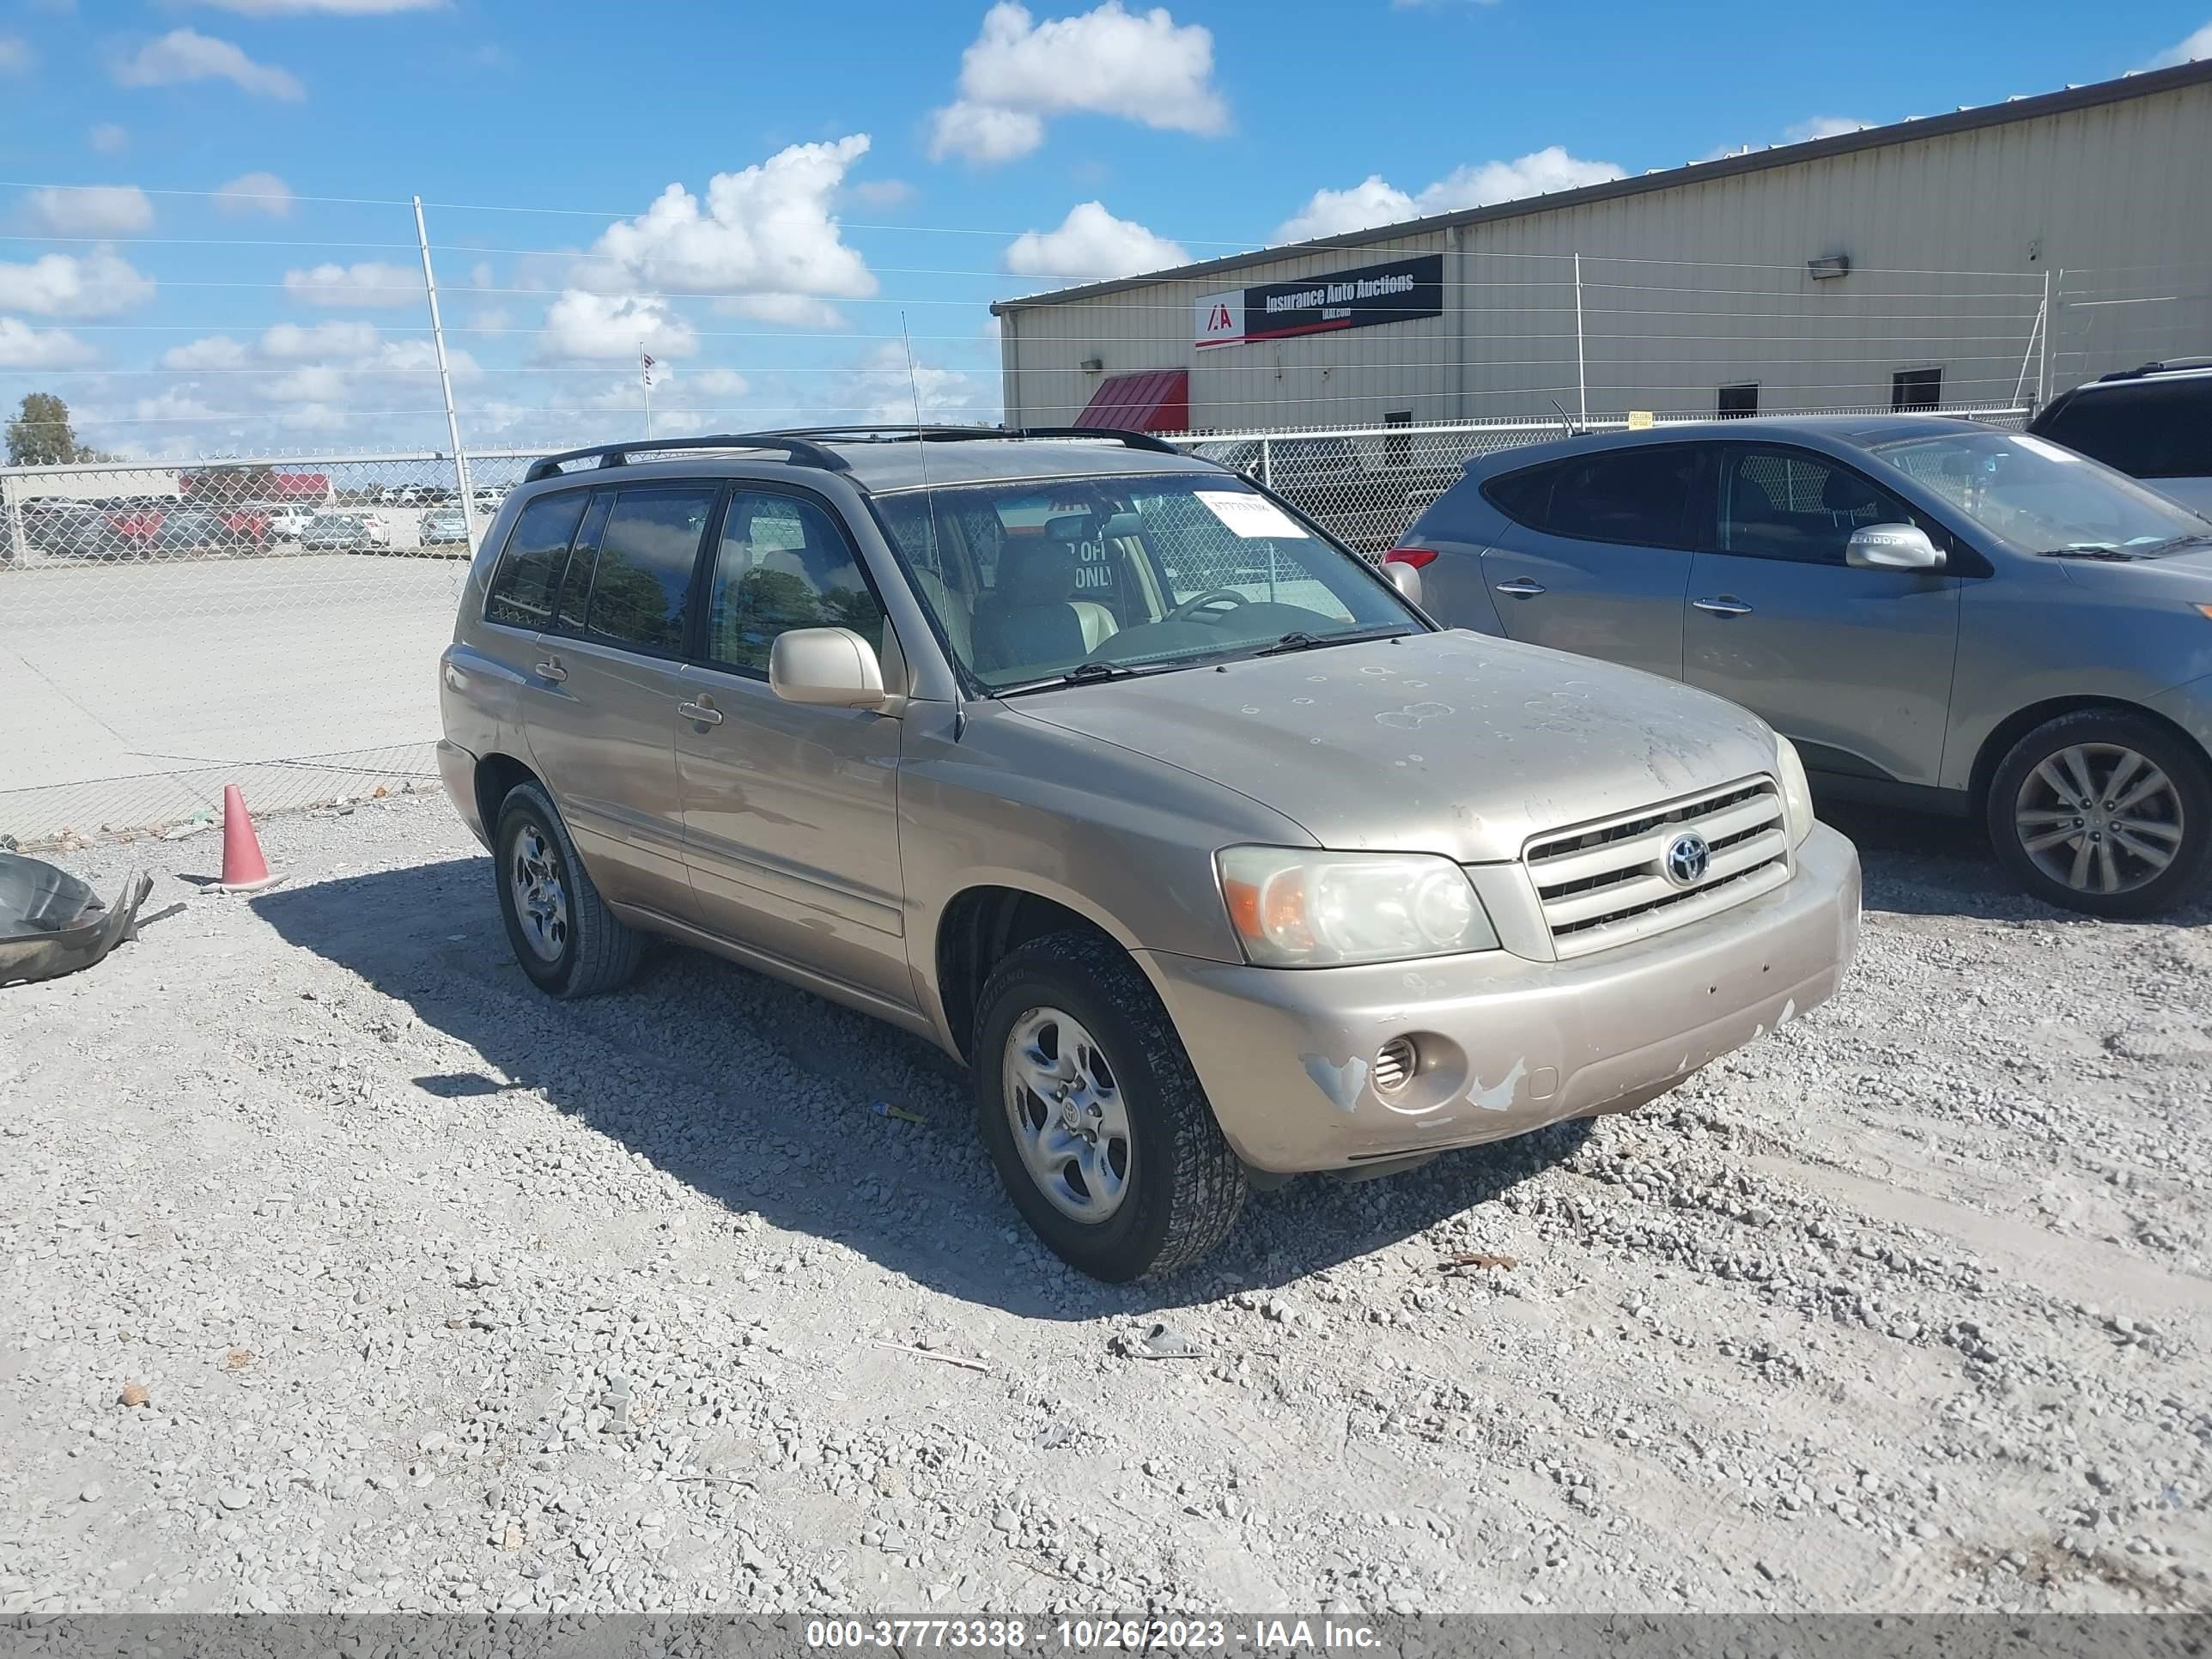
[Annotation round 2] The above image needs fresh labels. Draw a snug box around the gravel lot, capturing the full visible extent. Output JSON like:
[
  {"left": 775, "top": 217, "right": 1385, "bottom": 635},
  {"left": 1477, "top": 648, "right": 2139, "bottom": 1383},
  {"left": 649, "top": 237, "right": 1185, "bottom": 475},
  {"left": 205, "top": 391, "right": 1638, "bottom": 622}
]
[{"left": 3, "top": 794, "right": 2209, "bottom": 1615}]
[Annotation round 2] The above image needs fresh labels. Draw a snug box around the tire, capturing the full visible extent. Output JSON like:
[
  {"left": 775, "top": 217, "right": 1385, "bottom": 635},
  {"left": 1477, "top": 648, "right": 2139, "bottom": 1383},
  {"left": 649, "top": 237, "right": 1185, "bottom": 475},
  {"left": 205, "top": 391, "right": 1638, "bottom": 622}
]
[
  {"left": 973, "top": 931, "right": 1247, "bottom": 1282},
  {"left": 1986, "top": 708, "right": 2212, "bottom": 919},
  {"left": 492, "top": 781, "right": 642, "bottom": 998}
]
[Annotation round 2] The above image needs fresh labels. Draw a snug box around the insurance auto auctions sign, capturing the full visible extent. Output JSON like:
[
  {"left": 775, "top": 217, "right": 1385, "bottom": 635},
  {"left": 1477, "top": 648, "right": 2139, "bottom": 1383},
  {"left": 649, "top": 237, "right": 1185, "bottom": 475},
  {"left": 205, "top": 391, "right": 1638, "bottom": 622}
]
[{"left": 1194, "top": 253, "right": 1443, "bottom": 349}]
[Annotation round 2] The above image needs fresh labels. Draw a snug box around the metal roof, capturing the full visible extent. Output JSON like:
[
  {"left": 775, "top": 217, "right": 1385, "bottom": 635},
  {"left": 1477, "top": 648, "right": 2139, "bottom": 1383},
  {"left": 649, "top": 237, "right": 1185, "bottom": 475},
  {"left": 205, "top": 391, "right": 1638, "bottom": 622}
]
[{"left": 993, "top": 58, "right": 2212, "bottom": 313}]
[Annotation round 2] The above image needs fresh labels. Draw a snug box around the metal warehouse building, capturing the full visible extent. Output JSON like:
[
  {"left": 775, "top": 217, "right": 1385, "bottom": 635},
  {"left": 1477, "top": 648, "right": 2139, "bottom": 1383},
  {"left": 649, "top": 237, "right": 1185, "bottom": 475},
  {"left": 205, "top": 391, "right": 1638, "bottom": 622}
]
[{"left": 993, "top": 60, "right": 2212, "bottom": 434}]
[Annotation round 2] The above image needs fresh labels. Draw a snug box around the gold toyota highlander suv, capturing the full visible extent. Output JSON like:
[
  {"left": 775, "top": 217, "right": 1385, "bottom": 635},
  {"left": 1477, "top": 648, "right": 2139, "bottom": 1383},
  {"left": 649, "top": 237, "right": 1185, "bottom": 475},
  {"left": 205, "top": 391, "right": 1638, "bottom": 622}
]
[{"left": 437, "top": 428, "right": 1862, "bottom": 1280}]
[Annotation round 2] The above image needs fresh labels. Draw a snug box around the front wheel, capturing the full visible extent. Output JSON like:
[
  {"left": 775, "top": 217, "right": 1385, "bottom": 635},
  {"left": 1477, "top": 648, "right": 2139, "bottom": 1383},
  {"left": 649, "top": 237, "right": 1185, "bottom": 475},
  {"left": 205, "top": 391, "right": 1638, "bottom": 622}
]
[
  {"left": 1987, "top": 709, "right": 2212, "bottom": 919},
  {"left": 974, "top": 933, "right": 1247, "bottom": 1282}
]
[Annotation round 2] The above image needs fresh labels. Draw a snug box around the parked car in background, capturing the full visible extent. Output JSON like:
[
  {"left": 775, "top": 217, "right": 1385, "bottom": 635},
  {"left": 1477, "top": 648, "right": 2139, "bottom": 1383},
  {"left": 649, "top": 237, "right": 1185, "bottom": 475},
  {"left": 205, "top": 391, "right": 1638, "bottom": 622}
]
[
  {"left": 440, "top": 427, "right": 1859, "bottom": 1280},
  {"left": 21, "top": 501, "right": 117, "bottom": 561},
  {"left": 420, "top": 507, "right": 471, "bottom": 547},
  {"left": 301, "top": 511, "right": 391, "bottom": 551},
  {"left": 2027, "top": 358, "right": 2212, "bottom": 515},
  {"left": 264, "top": 504, "right": 315, "bottom": 540},
  {"left": 153, "top": 505, "right": 228, "bottom": 556},
  {"left": 473, "top": 486, "right": 508, "bottom": 514},
  {"left": 1188, "top": 434, "right": 1459, "bottom": 556},
  {"left": 1392, "top": 417, "right": 2212, "bottom": 917}
]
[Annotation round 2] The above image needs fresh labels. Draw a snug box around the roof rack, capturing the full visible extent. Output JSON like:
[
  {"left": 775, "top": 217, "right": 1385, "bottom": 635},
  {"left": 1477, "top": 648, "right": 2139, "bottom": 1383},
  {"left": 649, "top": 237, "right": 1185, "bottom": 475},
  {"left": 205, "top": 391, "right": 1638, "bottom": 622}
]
[
  {"left": 766, "top": 423, "right": 1186, "bottom": 456},
  {"left": 2094, "top": 356, "right": 2212, "bottom": 382},
  {"left": 522, "top": 433, "right": 851, "bottom": 483}
]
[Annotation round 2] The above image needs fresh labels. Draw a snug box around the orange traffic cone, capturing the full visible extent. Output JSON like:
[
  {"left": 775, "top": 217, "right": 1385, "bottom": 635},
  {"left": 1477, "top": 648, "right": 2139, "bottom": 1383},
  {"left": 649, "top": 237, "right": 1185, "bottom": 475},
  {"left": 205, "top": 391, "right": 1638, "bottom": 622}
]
[{"left": 215, "top": 784, "right": 282, "bottom": 893}]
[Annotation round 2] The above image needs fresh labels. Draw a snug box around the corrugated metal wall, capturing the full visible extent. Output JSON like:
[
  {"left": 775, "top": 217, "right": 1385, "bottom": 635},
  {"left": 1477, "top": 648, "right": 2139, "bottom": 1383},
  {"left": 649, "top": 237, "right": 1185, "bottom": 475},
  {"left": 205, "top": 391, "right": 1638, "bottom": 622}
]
[{"left": 1000, "top": 77, "right": 2212, "bottom": 431}]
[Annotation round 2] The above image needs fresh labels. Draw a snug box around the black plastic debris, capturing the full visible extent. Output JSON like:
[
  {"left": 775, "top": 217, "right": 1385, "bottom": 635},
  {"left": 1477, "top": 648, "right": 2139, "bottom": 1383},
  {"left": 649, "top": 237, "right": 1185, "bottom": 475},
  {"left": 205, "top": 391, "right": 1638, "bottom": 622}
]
[{"left": 0, "top": 853, "right": 154, "bottom": 987}]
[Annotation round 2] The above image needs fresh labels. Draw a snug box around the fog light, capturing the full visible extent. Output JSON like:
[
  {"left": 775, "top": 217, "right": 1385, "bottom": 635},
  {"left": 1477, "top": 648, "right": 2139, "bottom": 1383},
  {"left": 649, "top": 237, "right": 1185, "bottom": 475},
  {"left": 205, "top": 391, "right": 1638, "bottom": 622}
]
[{"left": 1375, "top": 1036, "right": 1417, "bottom": 1093}]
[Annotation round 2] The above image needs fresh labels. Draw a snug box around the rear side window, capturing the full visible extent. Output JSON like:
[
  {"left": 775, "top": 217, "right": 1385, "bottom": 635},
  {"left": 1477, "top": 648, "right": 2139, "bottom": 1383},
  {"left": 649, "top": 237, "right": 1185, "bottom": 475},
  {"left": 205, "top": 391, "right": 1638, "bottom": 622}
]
[
  {"left": 483, "top": 492, "right": 587, "bottom": 629},
  {"left": 1480, "top": 462, "right": 1559, "bottom": 529},
  {"left": 576, "top": 487, "right": 718, "bottom": 654},
  {"left": 1545, "top": 447, "right": 1699, "bottom": 549},
  {"left": 2037, "top": 380, "right": 2212, "bottom": 479}
]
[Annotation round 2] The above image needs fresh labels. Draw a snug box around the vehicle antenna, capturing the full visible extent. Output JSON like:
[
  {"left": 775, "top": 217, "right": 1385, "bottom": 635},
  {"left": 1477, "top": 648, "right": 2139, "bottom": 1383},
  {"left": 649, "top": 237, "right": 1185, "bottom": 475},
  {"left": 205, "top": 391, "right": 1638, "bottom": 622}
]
[{"left": 1547, "top": 397, "right": 1577, "bottom": 439}]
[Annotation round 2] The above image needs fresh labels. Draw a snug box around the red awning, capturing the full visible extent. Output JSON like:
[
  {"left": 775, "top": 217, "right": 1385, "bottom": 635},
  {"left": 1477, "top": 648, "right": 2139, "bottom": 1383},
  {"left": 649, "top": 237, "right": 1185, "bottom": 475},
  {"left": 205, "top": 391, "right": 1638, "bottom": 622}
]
[{"left": 1073, "top": 368, "right": 1189, "bottom": 435}]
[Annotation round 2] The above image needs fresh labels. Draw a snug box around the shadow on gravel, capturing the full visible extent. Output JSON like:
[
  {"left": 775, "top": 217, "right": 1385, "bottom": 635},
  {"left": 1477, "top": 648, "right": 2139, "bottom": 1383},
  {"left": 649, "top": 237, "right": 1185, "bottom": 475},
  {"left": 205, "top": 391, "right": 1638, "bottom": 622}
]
[
  {"left": 1822, "top": 801, "right": 2212, "bottom": 929},
  {"left": 254, "top": 856, "right": 1592, "bottom": 1321}
]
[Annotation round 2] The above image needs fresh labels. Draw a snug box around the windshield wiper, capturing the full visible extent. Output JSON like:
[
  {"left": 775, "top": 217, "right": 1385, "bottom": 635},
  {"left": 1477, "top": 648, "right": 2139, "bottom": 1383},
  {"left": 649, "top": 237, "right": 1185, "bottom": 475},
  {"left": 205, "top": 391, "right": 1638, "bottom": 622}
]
[
  {"left": 992, "top": 659, "right": 1149, "bottom": 696},
  {"left": 2139, "top": 532, "right": 2212, "bottom": 556},
  {"left": 1249, "top": 624, "right": 1417, "bottom": 658},
  {"left": 2035, "top": 544, "right": 2141, "bottom": 561}
]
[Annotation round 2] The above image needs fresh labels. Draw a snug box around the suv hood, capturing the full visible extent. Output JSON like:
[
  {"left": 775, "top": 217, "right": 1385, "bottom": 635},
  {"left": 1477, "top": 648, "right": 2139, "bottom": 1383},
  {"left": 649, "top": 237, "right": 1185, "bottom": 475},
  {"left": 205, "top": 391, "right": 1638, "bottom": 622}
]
[{"left": 1004, "top": 629, "right": 1781, "bottom": 864}]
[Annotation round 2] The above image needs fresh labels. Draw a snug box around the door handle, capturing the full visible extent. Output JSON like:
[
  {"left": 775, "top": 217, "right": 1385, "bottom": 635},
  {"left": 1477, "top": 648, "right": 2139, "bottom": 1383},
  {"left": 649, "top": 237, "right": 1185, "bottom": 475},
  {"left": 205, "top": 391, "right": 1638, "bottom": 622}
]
[
  {"left": 1494, "top": 578, "right": 1547, "bottom": 599},
  {"left": 1692, "top": 597, "right": 1753, "bottom": 617},
  {"left": 677, "top": 699, "right": 724, "bottom": 726},
  {"left": 533, "top": 658, "right": 568, "bottom": 682}
]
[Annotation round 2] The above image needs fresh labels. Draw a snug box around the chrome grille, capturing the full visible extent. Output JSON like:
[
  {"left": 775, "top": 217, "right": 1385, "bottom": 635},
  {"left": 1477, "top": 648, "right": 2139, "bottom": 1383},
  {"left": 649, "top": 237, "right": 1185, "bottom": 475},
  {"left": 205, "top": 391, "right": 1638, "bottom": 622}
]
[{"left": 1525, "top": 778, "right": 1790, "bottom": 957}]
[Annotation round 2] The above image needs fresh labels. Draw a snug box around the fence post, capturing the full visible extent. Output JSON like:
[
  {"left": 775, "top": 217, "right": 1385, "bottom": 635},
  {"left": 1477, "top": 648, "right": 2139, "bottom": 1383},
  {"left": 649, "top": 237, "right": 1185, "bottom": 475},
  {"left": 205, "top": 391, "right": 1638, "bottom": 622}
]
[
  {"left": 1573, "top": 252, "right": 1589, "bottom": 428},
  {"left": 1259, "top": 435, "right": 1273, "bottom": 490},
  {"left": 2037, "top": 269, "right": 2054, "bottom": 410},
  {"left": 412, "top": 196, "right": 476, "bottom": 546},
  {"left": 1, "top": 472, "right": 24, "bottom": 568}
]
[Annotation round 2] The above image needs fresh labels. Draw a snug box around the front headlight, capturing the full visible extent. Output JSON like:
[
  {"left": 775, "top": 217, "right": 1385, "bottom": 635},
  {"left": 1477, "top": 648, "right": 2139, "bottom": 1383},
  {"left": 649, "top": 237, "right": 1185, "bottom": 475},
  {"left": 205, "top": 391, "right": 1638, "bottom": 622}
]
[
  {"left": 1215, "top": 846, "right": 1500, "bottom": 968},
  {"left": 1776, "top": 736, "right": 1815, "bottom": 848}
]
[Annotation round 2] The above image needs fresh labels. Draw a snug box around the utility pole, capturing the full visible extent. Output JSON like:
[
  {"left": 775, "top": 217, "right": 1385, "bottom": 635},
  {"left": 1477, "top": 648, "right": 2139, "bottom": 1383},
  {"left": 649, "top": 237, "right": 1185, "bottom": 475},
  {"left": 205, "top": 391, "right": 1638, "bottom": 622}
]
[
  {"left": 1573, "top": 252, "right": 1589, "bottom": 428},
  {"left": 412, "top": 196, "right": 475, "bottom": 544}
]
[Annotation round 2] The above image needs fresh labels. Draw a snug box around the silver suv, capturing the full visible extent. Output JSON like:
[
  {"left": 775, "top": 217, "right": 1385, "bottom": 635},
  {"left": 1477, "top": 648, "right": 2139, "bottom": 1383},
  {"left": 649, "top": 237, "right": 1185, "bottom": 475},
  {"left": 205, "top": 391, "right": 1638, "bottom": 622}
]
[{"left": 439, "top": 428, "right": 1861, "bottom": 1280}]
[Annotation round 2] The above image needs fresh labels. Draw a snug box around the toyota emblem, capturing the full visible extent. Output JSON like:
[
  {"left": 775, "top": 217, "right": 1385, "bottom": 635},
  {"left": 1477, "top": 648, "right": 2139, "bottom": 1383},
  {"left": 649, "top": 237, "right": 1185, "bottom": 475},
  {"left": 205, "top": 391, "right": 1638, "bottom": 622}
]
[{"left": 1663, "top": 831, "right": 1711, "bottom": 888}]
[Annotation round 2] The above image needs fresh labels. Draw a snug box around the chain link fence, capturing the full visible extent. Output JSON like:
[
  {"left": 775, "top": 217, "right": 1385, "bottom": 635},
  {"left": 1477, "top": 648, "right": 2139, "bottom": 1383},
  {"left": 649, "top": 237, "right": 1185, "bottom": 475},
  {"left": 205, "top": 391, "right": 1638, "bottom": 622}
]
[{"left": 0, "top": 404, "right": 2032, "bottom": 847}]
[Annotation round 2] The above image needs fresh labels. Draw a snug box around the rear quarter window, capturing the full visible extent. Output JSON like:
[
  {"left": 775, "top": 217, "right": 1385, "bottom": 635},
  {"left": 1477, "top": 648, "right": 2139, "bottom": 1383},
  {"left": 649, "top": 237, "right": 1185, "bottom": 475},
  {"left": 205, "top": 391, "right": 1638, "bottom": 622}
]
[
  {"left": 1479, "top": 461, "right": 1559, "bottom": 530},
  {"left": 483, "top": 492, "right": 588, "bottom": 629}
]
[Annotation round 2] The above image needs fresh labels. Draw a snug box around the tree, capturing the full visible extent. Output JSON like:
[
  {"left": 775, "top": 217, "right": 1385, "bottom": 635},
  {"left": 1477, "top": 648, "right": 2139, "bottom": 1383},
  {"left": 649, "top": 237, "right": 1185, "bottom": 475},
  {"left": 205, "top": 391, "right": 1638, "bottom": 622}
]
[{"left": 6, "top": 392, "right": 94, "bottom": 467}]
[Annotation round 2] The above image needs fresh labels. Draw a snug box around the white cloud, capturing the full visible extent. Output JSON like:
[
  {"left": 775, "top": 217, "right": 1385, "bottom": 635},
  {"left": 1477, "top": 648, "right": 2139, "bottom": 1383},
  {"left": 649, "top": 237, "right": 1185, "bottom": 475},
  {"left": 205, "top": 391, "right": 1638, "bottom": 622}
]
[
  {"left": 687, "top": 368, "right": 751, "bottom": 398},
  {"left": 1273, "top": 147, "right": 1626, "bottom": 241},
  {"left": 929, "top": 2, "right": 1227, "bottom": 164},
  {"left": 132, "top": 389, "right": 221, "bottom": 425},
  {"left": 929, "top": 102, "right": 1045, "bottom": 165},
  {"left": 578, "top": 137, "right": 878, "bottom": 306},
  {"left": 161, "top": 334, "right": 251, "bottom": 370},
  {"left": 24, "top": 185, "right": 155, "bottom": 236},
  {"left": 2144, "top": 21, "right": 2212, "bottom": 69},
  {"left": 112, "top": 29, "right": 305, "bottom": 101},
  {"left": 0, "top": 37, "right": 32, "bottom": 75},
  {"left": 215, "top": 172, "right": 294, "bottom": 217},
  {"left": 261, "top": 319, "right": 383, "bottom": 361},
  {"left": 1003, "top": 200, "right": 1187, "bottom": 279},
  {"left": 0, "top": 248, "right": 156, "bottom": 318},
  {"left": 847, "top": 178, "right": 915, "bottom": 210},
  {"left": 283, "top": 261, "right": 421, "bottom": 307},
  {"left": 469, "top": 304, "right": 512, "bottom": 332},
  {"left": 1781, "top": 116, "right": 1868, "bottom": 144},
  {"left": 0, "top": 317, "right": 94, "bottom": 368},
  {"left": 88, "top": 124, "right": 130, "bottom": 154},
  {"left": 718, "top": 292, "right": 848, "bottom": 328},
  {"left": 842, "top": 341, "right": 992, "bottom": 426},
  {"left": 196, "top": 0, "right": 443, "bottom": 12},
  {"left": 540, "top": 291, "right": 697, "bottom": 361}
]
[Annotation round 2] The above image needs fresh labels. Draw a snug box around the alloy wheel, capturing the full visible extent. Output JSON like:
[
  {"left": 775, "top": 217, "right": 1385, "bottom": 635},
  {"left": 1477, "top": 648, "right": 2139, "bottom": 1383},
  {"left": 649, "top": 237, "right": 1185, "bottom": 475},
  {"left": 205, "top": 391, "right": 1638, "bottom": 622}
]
[
  {"left": 1001, "top": 1006, "right": 1133, "bottom": 1223},
  {"left": 2012, "top": 742, "right": 2185, "bottom": 897},
  {"left": 508, "top": 820, "right": 570, "bottom": 962}
]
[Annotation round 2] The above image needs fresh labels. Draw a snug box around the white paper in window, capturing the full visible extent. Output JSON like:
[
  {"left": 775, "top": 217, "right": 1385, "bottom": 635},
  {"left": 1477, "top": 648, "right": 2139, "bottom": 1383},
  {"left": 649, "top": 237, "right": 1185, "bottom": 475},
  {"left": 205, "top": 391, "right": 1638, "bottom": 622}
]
[{"left": 1194, "top": 489, "right": 1306, "bottom": 539}]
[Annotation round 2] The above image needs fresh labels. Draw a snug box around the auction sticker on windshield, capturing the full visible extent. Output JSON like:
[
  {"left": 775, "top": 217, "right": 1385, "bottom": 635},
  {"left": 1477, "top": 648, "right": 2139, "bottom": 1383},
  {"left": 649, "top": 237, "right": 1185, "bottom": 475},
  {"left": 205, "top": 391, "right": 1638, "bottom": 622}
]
[{"left": 1196, "top": 490, "right": 1306, "bottom": 539}]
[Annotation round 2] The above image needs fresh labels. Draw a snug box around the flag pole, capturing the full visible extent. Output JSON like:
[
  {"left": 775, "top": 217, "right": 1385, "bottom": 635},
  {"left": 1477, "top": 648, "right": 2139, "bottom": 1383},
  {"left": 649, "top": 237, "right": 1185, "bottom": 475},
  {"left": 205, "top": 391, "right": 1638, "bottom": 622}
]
[{"left": 641, "top": 343, "right": 654, "bottom": 441}]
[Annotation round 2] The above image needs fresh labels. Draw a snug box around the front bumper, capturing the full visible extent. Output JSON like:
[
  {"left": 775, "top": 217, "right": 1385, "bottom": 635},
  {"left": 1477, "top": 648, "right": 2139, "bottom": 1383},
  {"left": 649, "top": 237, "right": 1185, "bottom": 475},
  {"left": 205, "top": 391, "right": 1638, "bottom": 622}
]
[{"left": 1139, "top": 821, "right": 1861, "bottom": 1174}]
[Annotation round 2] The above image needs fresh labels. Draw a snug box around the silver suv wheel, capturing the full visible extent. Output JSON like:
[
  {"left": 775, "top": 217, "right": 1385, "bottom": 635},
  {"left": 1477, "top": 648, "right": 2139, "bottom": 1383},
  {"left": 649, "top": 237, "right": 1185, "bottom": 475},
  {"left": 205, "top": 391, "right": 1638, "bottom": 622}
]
[
  {"left": 2011, "top": 740, "right": 2184, "bottom": 896},
  {"left": 508, "top": 822, "right": 570, "bottom": 962},
  {"left": 1002, "top": 1006, "right": 1132, "bottom": 1222}
]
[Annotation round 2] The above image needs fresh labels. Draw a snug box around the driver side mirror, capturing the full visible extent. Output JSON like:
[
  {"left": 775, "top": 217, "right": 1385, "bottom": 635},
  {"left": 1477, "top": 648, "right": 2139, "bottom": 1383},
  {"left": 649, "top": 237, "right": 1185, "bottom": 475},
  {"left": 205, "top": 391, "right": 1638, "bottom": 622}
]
[
  {"left": 1845, "top": 523, "right": 1945, "bottom": 571},
  {"left": 769, "top": 627, "right": 887, "bottom": 708}
]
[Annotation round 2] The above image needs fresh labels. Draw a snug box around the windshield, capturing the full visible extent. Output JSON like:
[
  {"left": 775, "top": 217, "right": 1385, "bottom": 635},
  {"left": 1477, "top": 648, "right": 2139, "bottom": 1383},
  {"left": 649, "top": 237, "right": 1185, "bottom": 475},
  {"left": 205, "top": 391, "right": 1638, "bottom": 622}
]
[
  {"left": 1871, "top": 430, "right": 2209, "bottom": 556},
  {"left": 872, "top": 472, "right": 1421, "bottom": 690}
]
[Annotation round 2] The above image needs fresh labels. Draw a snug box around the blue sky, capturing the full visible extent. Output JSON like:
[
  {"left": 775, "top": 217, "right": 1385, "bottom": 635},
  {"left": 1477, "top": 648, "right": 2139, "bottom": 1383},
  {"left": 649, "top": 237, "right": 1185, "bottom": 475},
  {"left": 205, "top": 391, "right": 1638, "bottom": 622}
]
[{"left": 2, "top": 0, "right": 2208, "bottom": 458}]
